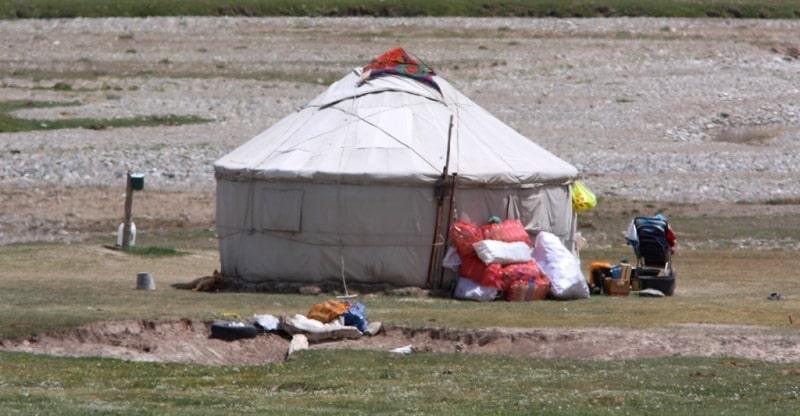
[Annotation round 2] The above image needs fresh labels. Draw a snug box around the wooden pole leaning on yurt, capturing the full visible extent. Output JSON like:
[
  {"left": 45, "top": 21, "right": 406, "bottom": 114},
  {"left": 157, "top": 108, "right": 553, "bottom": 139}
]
[
  {"left": 425, "top": 115, "right": 454, "bottom": 289},
  {"left": 437, "top": 172, "right": 458, "bottom": 290}
]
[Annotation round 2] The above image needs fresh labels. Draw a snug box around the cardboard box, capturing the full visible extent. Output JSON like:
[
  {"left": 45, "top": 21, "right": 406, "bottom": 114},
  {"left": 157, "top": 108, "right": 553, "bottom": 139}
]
[{"left": 607, "top": 278, "right": 630, "bottom": 296}]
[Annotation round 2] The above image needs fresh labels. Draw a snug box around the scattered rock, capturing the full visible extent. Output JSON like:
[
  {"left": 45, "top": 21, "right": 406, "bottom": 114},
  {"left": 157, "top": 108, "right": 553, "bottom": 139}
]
[
  {"left": 287, "top": 334, "right": 309, "bottom": 358},
  {"left": 767, "top": 292, "right": 788, "bottom": 301}
]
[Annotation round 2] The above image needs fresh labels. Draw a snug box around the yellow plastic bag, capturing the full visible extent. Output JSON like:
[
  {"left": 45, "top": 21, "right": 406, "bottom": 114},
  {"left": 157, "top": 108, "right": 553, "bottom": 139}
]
[
  {"left": 571, "top": 180, "right": 597, "bottom": 213},
  {"left": 306, "top": 300, "right": 350, "bottom": 323}
]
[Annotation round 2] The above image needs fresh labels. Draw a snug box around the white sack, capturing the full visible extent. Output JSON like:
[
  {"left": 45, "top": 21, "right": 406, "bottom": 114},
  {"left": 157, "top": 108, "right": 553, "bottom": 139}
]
[
  {"left": 473, "top": 240, "right": 532, "bottom": 265},
  {"left": 442, "top": 245, "right": 462, "bottom": 271},
  {"left": 453, "top": 277, "right": 498, "bottom": 302},
  {"left": 279, "top": 314, "right": 362, "bottom": 342},
  {"left": 532, "top": 232, "right": 590, "bottom": 300},
  {"left": 253, "top": 314, "right": 280, "bottom": 331},
  {"left": 624, "top": 219, "right": 639, "bottom": 252},
  {"left": 286, "top": 314, "right": 346, "bottom": 332}
]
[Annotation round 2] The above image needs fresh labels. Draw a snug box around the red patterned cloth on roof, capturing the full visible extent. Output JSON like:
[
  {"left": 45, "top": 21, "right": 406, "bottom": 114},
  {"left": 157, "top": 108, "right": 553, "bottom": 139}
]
[{"left": 360, "top": 47, "right": 439, "bottom": 91}]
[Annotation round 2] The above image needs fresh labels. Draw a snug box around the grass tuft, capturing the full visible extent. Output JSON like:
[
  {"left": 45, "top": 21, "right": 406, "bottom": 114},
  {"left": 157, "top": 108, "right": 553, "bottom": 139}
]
[
  {"left": 764, "top": 198, "right": 800, "bottom": 206},
  {"left": 0, "top": 100, "right": 212, "bottom": 133},
  {"left": 122, "top": 245, "right": 188, "bottom": 257}
]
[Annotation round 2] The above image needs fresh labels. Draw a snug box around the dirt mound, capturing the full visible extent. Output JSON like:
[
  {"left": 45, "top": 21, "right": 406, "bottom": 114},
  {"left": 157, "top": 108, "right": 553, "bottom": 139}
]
[
  {"left": 3, "top": 320, "right": 800, "bottom": 365},
  {"left": 0, "top": 319, "right": 289, "bottom": 365}
]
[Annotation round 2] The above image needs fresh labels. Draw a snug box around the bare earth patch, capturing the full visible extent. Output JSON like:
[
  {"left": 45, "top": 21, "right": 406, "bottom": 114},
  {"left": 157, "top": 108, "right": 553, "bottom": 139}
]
[{"left": 2, "top": 319, "right": 800, "bottom": 365}]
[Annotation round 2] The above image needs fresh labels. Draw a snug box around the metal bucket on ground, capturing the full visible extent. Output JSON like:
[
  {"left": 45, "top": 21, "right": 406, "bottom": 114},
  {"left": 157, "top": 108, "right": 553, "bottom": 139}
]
[{"left": 136, "top": 272, "right": 155, "bottom": 290}]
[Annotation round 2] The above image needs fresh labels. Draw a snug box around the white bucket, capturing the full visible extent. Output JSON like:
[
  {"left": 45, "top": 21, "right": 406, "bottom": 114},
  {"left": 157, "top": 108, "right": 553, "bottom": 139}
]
[{"left": 117, "top": 222, "right": 136, "bottom": 246}]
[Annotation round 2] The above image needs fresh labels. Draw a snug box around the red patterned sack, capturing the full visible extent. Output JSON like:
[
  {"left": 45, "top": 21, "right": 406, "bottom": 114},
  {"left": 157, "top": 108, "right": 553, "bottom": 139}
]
[
  {"left": 502, "top": 260, "right": 540, "bottom": 283},
  {"left": 530, "top": 274, "right": 551, "bottom": 301},
  {"left": 481, "top": 263, "right": 505, "bottom": 290},
  {"left": 506, "top": 279, "right": 535, "bottom": 302},
  {"left": 450, "top": 221, "right": 483, "bottom": 257},
  {"left": 459, "top": 253, "right": 486, "bottom": 284},
  {"left": 502, "top": 261, "right": 550, "bottom": 301},
  {"left": 482, "top": 219, "right": 532, "bottom": 246}
]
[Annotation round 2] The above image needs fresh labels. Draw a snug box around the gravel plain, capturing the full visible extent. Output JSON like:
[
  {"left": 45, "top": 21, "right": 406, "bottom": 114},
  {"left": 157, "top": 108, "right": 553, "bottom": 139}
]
[{"left": 1, "top": 16, "right": 799, "bottom": 244}]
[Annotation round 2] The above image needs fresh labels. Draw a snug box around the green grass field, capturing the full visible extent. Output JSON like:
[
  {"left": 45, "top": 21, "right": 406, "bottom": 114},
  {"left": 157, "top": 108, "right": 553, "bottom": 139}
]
[
  {"left": 1, "top": 226, "right": 799, "bottom": 414},
  {"left": 1, "top": 0, "right": 799, "bottom": 19},
  {"left": 2, "top": 350, "right": 799, "bottom": 415}
]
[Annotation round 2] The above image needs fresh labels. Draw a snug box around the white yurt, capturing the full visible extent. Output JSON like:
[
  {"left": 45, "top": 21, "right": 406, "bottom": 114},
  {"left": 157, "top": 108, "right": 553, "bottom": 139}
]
[{"left": 214, "top": 48, "right": 579, "bottom": 288}]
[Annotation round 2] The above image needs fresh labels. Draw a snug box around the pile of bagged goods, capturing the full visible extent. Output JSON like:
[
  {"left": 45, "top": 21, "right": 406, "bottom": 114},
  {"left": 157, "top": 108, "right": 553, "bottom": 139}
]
[
  {"left": 441, "top": 180, "right": 676, "bottom": 301},
  {"left": 445, "top": 217, "right": 590, "bottom": 302},
  {"left": 211, "top": 299, "right": 381, "bottom": 343}
]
